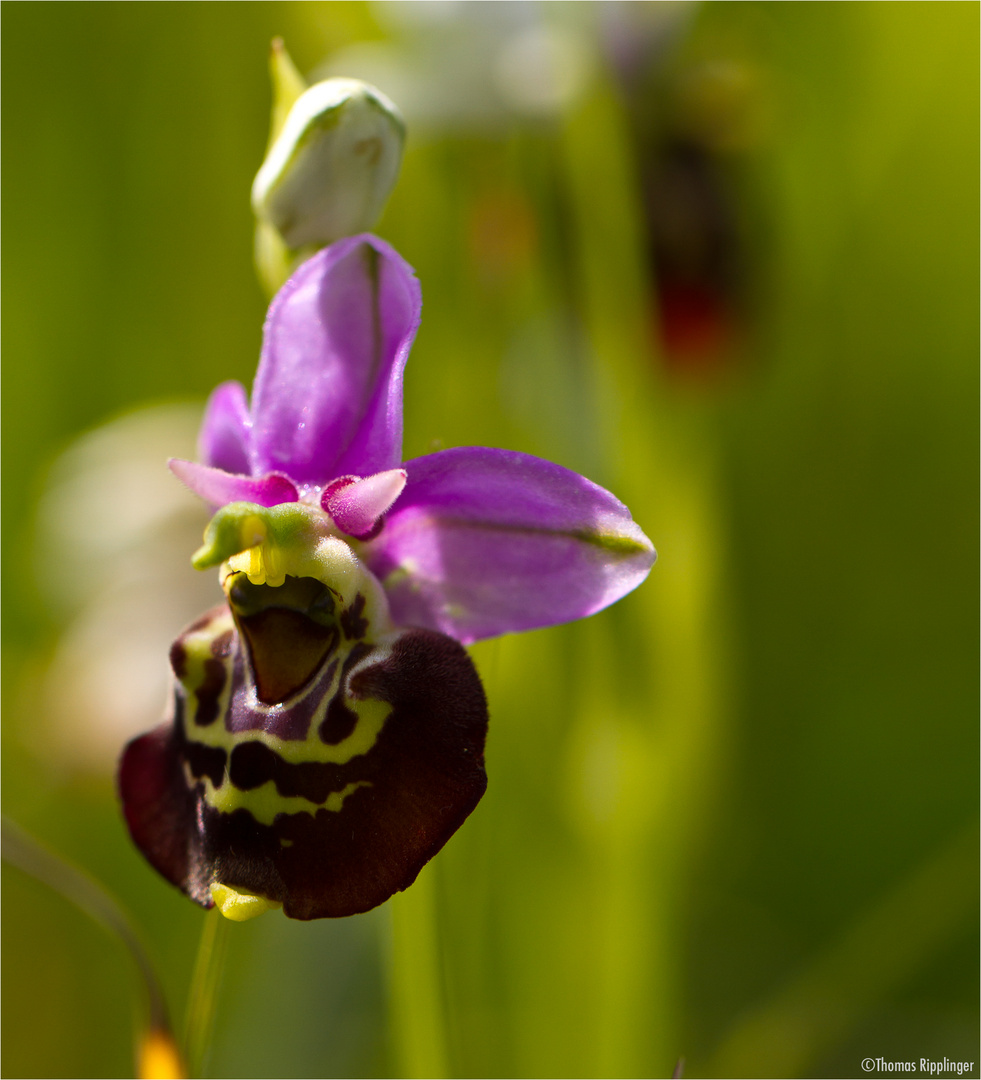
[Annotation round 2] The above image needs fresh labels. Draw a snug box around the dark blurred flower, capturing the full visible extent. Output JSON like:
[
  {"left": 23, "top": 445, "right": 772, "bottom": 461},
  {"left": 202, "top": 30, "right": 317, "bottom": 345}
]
[
  {"left": 120, "top": 234, "right": 655, "bottom": 920},
  {"left": 602, "top": 5, "right": 767, "bottom": 377}
]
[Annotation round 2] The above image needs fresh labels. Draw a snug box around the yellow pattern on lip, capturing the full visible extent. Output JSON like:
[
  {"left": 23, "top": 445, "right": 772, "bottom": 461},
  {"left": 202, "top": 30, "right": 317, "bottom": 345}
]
[
  {"left": 175, "top": 513, "right": 404, "bottom": 835},
  {"left": 209, "top": 883, "right": 282, "bottom": 922},
  {"left": 201, "top": 768, "right": 374, "bottom": 825},
  {"left": 181, "top": 621, "right": 396, "bottom": 767}
]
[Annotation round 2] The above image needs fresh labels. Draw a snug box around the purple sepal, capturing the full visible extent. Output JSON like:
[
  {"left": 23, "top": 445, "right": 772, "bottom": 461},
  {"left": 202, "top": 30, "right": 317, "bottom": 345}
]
[
  {"left": 250, "top": 234, "right": 421, "bottom": 485},
  {"left": 169, "top": 459, "right": 298, "bottom": 508},
  {"left": 363, "top": 447, "right": 656, "bottom": 644},
  {"left": 198, "top": 381, "right": 251, "bottom": 474}
]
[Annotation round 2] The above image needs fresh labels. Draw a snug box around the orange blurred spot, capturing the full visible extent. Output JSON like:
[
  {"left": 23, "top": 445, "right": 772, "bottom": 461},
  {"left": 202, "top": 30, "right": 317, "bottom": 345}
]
[
  {"left": 467, "top": 188, "right": 537, "bottom": 285},
  {"left": 138, "top": 1028, "right": 186, "bottom": 1080}
]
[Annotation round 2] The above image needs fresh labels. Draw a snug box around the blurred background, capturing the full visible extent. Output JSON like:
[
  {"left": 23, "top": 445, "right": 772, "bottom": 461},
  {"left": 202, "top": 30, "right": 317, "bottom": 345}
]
[{"left": 2, "top": 3, "right": 977, "bottom": 1078}]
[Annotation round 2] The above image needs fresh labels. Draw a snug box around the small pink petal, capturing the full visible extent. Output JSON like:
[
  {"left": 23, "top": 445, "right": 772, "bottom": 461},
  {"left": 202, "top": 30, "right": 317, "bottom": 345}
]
[
  {"left": 323, "top": 468, "right": 407, "bottom": 539},
  {"left": 169, "top": 459, "right": 298, "bottom": 508}
]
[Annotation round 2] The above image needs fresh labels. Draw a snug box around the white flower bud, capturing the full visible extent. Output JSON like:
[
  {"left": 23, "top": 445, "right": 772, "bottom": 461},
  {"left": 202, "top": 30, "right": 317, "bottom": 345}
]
[{"left": 252, "top": 78, "right": 405, "bottom": 249}]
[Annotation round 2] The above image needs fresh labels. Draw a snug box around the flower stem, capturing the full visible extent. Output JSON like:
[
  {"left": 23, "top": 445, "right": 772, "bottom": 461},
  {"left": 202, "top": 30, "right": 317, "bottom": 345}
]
[
  {"left": 390, "top": 864, "right": 449, "bottom": 1078},
  {"left": 183, "top": 908, "right": 229, "bottom": 1078},
  {"left": 559, "top": 60, "right": 728, "bottom": 1077},
  {"left": 1, "top": 816, "right": 181, "bottom": 1075}
]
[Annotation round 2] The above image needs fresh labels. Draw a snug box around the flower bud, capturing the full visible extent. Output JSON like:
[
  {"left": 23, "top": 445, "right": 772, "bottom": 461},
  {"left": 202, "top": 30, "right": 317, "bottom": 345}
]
[{"left": 252, "top": 77, "right": 405, "bottom": 251}]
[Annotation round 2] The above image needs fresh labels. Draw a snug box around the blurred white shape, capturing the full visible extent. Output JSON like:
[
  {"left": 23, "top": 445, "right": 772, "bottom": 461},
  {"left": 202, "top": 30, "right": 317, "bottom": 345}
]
[
  {"left": 36, "top": 403, "right": 216, "bottom": 774},
  {"left": 317, "top": 44, "right": 432, "bottom": 129},
  {"left": 493, "top": 25, "right": 592, "bottom": 117},
  {"left": 37, "top": 403, "right": 204, "bottom": 613},
  {"left": 324, "top": 2, "right": 592, "bottom": 130},
  {"left": 372, "top": 0, "right": 465, "bottom": 30}
]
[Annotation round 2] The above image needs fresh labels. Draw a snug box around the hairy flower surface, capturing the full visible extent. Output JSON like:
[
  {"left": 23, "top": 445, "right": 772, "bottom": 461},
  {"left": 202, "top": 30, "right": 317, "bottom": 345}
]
[{"left": 120, "top": 234, "right": 655, "bottom": 920}]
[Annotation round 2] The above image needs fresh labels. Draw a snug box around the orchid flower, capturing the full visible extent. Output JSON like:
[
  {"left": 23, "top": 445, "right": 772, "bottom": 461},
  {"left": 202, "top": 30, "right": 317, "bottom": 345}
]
[{"left": 119, "top": 234, "right": 655, "bottom": 921}]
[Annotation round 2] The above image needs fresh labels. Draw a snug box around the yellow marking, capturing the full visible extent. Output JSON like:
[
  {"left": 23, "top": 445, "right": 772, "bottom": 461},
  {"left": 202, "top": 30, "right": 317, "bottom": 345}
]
[
  {"left": 325, "top": 780, "right": 371, "bottom": 812},
  {"left": 203, "top": 774, "right": 373, "bottom": 824},
  {"left": 185, "top": 683, "right": 391, "bottom": 766},
  {"left": 178, "top": 606, "right": 404, "bottom": 824},
  {"left": 239, "top": 513, "right": 267, "bottom": 550},
  {"left": 248, "top": 545, "right": 264, "bottom": 582},
  {"left": 210, "top": 882, "right": 281, "bottom": 921},
  {"left": 244, "top": 536, "right": 287, "bottom": 587},
  {"left": 179, "top": 611, "right": 236, "bottom": 692},
  {"left": 313, "top": 695, "right": 390, "bottom": 764},
  {"left": 184, "top": 638, "right": 396, "bottom": 766},
  {"left": 208, "top": 777, "right": 305, "bottom": 822}
]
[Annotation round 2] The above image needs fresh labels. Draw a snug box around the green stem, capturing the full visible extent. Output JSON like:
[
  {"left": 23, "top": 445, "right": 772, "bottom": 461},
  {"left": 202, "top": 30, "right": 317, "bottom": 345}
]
[
  {"left": 1, "top": 816, "right": 170, "bottom": 1033},
  {"left": 558, "top": 60, "right": 728, "bottom": 1077},
  {"left": 182, "top": 907, "right": 229, "bottom": 1079},
  {"left": 390, "top": 864, "right": 449, "bottom": 1078},
  {"left": 2, "top": 816, "right": 183, "bottom": 1077}
]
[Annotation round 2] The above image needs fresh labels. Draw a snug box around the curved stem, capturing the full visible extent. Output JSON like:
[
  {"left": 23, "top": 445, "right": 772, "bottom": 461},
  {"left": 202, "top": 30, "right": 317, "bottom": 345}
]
[
  {"left": 1, "top": 816, "right": 178, "bottom": 1068},
  {"left": 182, "top": 907, "right": 229, "bottom": 1079}
]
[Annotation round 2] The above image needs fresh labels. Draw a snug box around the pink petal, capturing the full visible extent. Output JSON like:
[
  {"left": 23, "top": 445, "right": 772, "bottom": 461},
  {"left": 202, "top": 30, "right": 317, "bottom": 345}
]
[
  {"left": 323, "top": 468, "right": 407, "bottom": 539},
  {"left": 169, "top": 459, "right": 298, "bottom": 508}
]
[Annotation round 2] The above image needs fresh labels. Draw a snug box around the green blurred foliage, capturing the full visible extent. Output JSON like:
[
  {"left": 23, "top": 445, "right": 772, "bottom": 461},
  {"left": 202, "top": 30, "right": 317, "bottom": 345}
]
[{"left": 2, "top": 3, "right": 976, "bottom": 1079}]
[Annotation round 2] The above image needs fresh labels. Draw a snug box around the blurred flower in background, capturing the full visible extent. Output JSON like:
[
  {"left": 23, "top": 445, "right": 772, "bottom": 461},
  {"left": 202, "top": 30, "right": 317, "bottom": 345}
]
[
  {"left": 603, "top": 2, "right": 766, "bottom": 376},
  {"left": 319, "top": 2, "right": 595, "bottom": 128},
  {"left": 35, "top": 405, "right": 213, "bottom": 776}
]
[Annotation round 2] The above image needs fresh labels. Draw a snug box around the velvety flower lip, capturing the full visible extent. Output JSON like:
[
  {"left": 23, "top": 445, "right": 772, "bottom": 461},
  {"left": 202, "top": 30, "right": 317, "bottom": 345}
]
[{"left": 119, "top": 501, "right": 489, "bottom": 920}]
